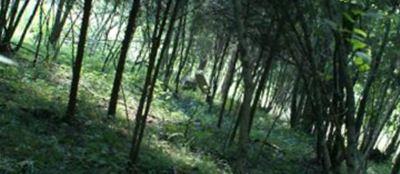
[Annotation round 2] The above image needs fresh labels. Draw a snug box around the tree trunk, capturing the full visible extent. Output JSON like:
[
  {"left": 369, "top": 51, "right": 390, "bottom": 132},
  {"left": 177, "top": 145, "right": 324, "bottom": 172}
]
[
  {"left": 0, "top": 0, "right": 11, "bottom": 40},
  {"left": 232, "top": 0, "right": 255, "bottom": 172},
  {"left": 248, "top": 44, "right": 276, "bottom": 134},
  {"left": 175, "top": 22, "right": 194, "bottom": 94},
  {"left": 128, "top": 0, "right": 174, "bottom": 171},
  {"left": 65, "top": 0, "right": 92, "bottom": 121},
  {"left": 217, "top": 49, "right": 238, "bottom": 127},
  {"left": 49, "top": 0, "right": 75, "bottom": 46},
  {"left": 3, "top": 0, "right": 30, "bottom": 44},
  {"left": 392, "top": 153, "right": 400, "bottom": 174},
  {"left": 386, "top": 122, "right": 400, "bottom": 157},
  {"left": 207, "top": 36, "right": 230, "bottom": 108},
  {"left": 107, "top": 0, "right": 141, "bottom": 117},
  {"left": 15, "top": 0, "right": 42, "bottom": 52},
  {"left": 163, "top": 13, "right": 186, "bottom": 89}
]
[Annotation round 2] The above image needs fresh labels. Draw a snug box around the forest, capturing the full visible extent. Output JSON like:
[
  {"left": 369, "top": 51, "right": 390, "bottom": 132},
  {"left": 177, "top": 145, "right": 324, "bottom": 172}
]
[{"left": 0, "top": 0, "right": 400, "bottom": 173}]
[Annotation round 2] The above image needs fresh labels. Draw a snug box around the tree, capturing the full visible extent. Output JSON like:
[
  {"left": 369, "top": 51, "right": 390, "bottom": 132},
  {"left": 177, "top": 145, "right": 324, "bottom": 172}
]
[
  {"left": 127, "top": 0, "right": 174, "bottom": 171},
  {"left": 0, "top": 0, "right": 30, "bottom": 52},
  {"left": 15, "top": 0, "right": 42, "bottom": 52},
  {"left": 65, "top": 0, "right": 93, "bottom": 121},
  {"left": 385, "top": 119, "right": 400, "bottom": 158},
  {"left": 231, "top": 0, "right": 256, "bottom": 172},
  {"left": 49, "top": 0, "right": 76, "bottom": 46},
  {"left": 217, "top": 48, "right": 238, "bottom": 127},
  {"left": 107, "top": 0, "right": 141, "bottom": 117}
]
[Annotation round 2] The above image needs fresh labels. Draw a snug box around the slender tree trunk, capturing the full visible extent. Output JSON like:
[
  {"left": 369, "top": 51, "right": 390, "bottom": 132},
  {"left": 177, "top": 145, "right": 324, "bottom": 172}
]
[
  {"left": 175, "top": 23, "right": 194, "bottom": 94},
  {"left": 232, "top": 0, "right": 255, "bottom": 172},
  {"left": 355, "top": 20, "right": 391, "bottom": 135},
  {"left": 217, "top": 49, "right": 238, "bottom": 127},
  {"left": 393, "top": 153, "right": 400, "bottom": 174},
  {"left": 386, "top": 122, "right": 400, "bottom": 157},
  {"left": 4, "top": 0, "right": 21, "bottom": 37},
  {"left": 54, "top": 11, "right": 82, "bottom": 60},
  {"left": 90, "top": 2, "right": 118, "bottom": 54},
  {"left": 163, "top": 13, "right": 185, "bottom": 89},
  {"left": 248, "top": 48, "right": 271, "bottom": 133},
  {"left": 0, "top": 0, "right": 11, "bottom": 40},
  {"left": 65, "top": 0, "right": 92, "bottom": 121},
  {"left": 49, "top": 0, "right": 75, "bottom": 45},
  {"left": 128, "top": 0, "right": 170, "bottom": 171},
  {"left": 131, "top": 0, "right": 181, "bottom": 165},
  {"left": 207, "top": 36, "right": 230, "bottom": 108},
  {"left": 3, "top": 0, "right": 30, "bottom": 44},
  {"left": 156, "top": 0, "right": 182, "bottom": 89},
  {"left": 102, "top": 16, "right": 126, "bottom": 72},
  {"left": 15, "top": 0, "right": 41, "bottom": 52},
  {"left": 107, "top": 0, "right": 141, "bottom": 117},
  {"left": 33, "top": 3, "right": 45, "bottom": 66}
]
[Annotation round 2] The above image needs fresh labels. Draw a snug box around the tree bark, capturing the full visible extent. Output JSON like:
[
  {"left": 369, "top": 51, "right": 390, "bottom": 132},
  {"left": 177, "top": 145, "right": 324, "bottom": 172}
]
[
  {"left": 65, "top": 0, "right": 93, "bottom": 121},
  {"left": 107, "top": 0, "right": 141, "bottom": 117}
]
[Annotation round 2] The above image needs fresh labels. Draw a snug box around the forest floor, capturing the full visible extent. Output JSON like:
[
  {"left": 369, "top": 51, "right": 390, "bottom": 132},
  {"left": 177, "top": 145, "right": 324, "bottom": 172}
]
[{"left": 0, "top": 43, "right": 392, "bottom": 173}]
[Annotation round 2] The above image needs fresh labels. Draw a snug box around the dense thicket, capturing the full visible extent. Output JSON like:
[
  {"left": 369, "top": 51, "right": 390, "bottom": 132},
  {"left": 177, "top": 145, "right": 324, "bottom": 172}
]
[{"left": 0, "top": 0, "right": 399, "bottom": 173}]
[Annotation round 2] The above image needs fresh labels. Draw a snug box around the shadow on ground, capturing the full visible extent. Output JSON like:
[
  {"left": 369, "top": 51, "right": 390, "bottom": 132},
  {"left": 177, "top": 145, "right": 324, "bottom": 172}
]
[{"left": 0, "top": 58, "right": 209, "bottom": 173}]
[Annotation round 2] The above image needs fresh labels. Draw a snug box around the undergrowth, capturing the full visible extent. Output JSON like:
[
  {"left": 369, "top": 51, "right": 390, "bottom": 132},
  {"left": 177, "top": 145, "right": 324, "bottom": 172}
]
[{"left": 0, "top": 42, "right": 392, "bottom": 173}]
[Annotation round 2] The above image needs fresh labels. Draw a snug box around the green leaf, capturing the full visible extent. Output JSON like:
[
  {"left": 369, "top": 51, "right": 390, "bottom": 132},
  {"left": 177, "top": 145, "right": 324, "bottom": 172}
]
[
  {"left": 360, "top": 64, "right": 370, "bottom": 72},
  {"left": 351, "top": 39, "right": 367, "bottom": 50},
  {"left": 354, "top": 56, "right": 364, "bottom": 66},
  {"left": 354, "top": 28, "right": 367, "bottom": 38}
]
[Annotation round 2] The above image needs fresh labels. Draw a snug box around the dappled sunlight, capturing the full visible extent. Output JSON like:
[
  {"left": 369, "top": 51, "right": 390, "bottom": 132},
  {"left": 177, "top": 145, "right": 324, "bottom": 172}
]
[{"left": 0, "top": 0, "right": 399, "bottom": 173}]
